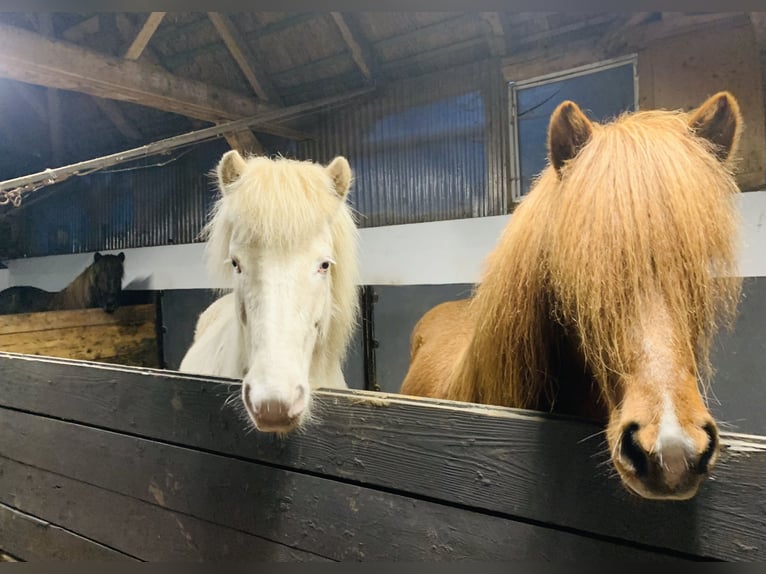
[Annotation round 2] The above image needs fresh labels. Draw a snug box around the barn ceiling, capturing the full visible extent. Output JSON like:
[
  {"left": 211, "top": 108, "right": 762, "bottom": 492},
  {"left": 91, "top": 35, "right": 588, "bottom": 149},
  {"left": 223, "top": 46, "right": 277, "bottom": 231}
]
[{"left": 0, "top": 11, "right": 760, "bottom": 190}]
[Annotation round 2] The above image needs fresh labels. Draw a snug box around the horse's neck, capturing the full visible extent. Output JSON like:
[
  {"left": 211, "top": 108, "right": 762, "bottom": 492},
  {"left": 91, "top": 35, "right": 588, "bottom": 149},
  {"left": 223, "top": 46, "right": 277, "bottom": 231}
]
[
  {"left": 309, "top": 345, "right": 347, "bottom": 390},
  {"left": 445, "top": 296, "right": 607, "bottom": 422},
  {"left": 536, "top": 321, "right": 608, "bottom": 422},
  {"left": 52, "top": 272, "right": 91, "bottom": 309}
]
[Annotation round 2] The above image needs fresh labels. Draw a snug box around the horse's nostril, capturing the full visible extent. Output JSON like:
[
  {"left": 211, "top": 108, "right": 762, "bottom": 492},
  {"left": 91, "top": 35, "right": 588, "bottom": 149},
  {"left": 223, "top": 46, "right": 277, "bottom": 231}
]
[
  {"left": 698, "top": 423, "right": 719, "bottom": 474},
  {"left": 620, "top": 422, "right": 649, "bottom": 477}
]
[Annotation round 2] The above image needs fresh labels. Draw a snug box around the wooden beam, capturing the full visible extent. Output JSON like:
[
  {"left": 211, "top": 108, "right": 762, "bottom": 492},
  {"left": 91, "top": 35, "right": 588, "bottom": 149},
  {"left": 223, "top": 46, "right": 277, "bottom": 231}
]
[
  {"left": 90, "top": 98, "right": 142, "bottom": 140},
  {"left": 45, "top": 15, "right": 145, "bottom": 148},
  {"left": 0, "top": 88, "right": 373, "bottom": 195},
  {"left": 207, "top": 12, "right": 283, "bottom": 105},
  {"left": 126, "top": 14, "right": 277, "bottom": 149},
  {"left": 222, "top": 129, "right": 266, "bottom": 156},
  {"left": 479, "top": 12, "right": 506, "bottom": 57},
  {"left": 124, "top": 12, "right": 165, "bottom": 61},
  {"left": 160, "top": 13, "right": 320, "bottom": 70},
  {"left": 0, "top": 22, "right": 300, "bottom": 139},
  {"left": 330, "top": 12, "right": 375, "bottom": 82},
  {"left": 114, "top": 14, "right": 165, "bottom": 69}
]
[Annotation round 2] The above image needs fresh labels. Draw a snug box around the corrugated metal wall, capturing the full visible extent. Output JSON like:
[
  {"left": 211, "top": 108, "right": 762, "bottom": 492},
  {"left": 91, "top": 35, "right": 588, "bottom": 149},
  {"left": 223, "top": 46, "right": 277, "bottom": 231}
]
[
  {"left": 294, "top": 59, "right": 511, "bottom": 226},
  {"left": 0, "top": 59, "right": 510, "bottom": 259},
  {"left": 0, "top": 142, "right": 226, "bottom": 259}
]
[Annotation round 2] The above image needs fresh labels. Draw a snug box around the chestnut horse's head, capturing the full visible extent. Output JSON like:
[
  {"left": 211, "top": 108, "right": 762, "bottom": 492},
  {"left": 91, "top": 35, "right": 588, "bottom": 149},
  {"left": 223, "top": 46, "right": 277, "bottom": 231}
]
[{"left": 544, "top": 92, "right": 743, "bottom": 499}]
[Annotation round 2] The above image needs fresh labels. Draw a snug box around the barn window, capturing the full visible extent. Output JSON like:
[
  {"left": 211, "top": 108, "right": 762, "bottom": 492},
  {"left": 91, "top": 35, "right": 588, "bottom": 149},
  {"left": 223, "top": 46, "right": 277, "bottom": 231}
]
[{"left": 508, "top": 55, "right": 638, "bottom": 202}]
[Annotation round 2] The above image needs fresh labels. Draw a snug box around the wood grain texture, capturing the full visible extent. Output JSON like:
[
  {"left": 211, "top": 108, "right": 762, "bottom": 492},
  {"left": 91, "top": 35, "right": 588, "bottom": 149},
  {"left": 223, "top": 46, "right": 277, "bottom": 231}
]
[
  {"left": 0, "top": 304, "right": 156, "bottom": 335},
  {"left": 0, "top": 353, "right": 764, "bottom": 560},
  {"left": 0, "top": 306, "right": 158, "bottom": 367},
  {"left": 124, "top": 12, "right": 166, "bottom": 61},
  {"left": 0, "top": 503, "right": 135, "bottom": 561},
  {"left": 0, "top": 408, "right": 682, "bottom": 562},
  {"left": 0, "top": 21, "right": 300, "bottom": 141},
  {"left": 0, "top": 456, "right": 328, "bottom": 562},
  {"left": 208, "top": 12, "right": 283, "bottom": 104},
  {"left": 330, "top": 13, "right": 375, "bottom": 82}
]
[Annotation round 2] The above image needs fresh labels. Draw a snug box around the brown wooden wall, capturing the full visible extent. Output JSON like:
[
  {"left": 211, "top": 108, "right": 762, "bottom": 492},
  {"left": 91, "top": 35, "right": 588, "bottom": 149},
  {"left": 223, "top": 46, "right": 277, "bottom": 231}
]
[
  {"left": 502, "top": 15, "right": 766, "bottom": 192},
  {"left": 0, "top": 353, "right": 764, "bottom": 561},
  {"left": 638, "top": 21, "right": 766, "bottom": 190},
  {"left": 0, "top": 304, "right": 160, "bottom": 367}
]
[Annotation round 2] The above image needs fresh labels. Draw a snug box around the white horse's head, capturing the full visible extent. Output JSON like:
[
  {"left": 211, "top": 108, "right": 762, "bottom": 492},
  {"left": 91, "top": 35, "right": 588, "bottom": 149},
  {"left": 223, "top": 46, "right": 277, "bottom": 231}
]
[{"left": 205, "top": 151, "right": 359, "bottom": 433}]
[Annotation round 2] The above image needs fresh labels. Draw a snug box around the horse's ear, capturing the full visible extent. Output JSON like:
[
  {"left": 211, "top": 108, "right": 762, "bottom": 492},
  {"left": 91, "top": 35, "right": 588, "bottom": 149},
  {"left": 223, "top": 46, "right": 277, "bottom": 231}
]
[
  {"left": 118, "top": 252, "right": 125, "bottom": 262},
  {"left": 217, "top": 150, "right": 247, "bottom": 191},
  {"left": 548, "top": 100, "right": 594, "bottom": 174},
  {"left": 94, "top": 252, "right": 102, "bottom": 262},
  {"left": 325, "top": 156, "right": 352, "bottom": 200},
  {"left": 688, "top": 91, "right": 742, "bottom": 163}
]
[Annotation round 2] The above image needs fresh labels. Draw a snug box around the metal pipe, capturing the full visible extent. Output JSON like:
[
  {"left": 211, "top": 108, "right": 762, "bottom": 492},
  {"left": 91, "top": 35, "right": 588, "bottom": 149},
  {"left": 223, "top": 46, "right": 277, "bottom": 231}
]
[{"left": 0, "top": 87, "right": 375, "bottom": 197}]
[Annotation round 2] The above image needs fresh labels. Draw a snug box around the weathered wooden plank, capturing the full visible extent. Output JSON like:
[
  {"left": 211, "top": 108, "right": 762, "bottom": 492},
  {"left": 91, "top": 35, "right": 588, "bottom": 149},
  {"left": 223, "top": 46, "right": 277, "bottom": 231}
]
[
  {"left": 124, "top": 12, "right": 166, "bottom": 61},
  {"left": 222, "top": 129, "right": 266, "bottom": 155},
  {"left": 0, "top": 409, "right": 684, "bottom": 561},
  {"left": 0, "top": 353, "right": 764, "bottom": 560},
  {"left": 208, "top": 13, "right": 283, "bottom": 105},
  {"left": 0, "top": 304, "right": 156, "bottom": 335},
  {"left": 330, "top": 13, "right": 375, "bottom": 82},
  {"left": 0, "top": 319, "right": 157, "bottom": 364},
  {"left": 0, "top": 502, "right": 136, "bottom": 561},
  {"left": 0, "top": 456, "right": 329, "bottom": 562}
]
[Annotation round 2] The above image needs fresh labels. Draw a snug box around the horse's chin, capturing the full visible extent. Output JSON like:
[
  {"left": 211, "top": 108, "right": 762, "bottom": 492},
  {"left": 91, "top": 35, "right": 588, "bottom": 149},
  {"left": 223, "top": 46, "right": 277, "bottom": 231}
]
[
  {"left": 613, "top": 460, "right": 704, "bottom": 501},
  {"left": 247, "top": 410, "right": 305, "bottom": 435}
]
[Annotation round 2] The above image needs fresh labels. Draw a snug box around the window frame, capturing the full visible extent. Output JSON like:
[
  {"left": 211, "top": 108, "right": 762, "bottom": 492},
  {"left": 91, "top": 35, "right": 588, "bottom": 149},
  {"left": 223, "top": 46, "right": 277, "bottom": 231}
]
[{"left": 508, "top": 54, "right": 640, "bottom": 203}]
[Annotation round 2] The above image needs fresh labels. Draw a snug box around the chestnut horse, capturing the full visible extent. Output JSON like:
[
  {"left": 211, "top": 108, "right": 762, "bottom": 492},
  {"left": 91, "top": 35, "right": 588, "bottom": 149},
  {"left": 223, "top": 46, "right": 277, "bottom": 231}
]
[{"left": 400, "top": 92, "right": 744, "bottom": 500}]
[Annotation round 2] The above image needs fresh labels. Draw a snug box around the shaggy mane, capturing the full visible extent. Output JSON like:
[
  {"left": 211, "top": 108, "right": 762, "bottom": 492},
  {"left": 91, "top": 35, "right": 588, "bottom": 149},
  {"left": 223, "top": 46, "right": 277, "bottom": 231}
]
[{"left": 447, "top": 108, "right": 742, "bottom": 409}]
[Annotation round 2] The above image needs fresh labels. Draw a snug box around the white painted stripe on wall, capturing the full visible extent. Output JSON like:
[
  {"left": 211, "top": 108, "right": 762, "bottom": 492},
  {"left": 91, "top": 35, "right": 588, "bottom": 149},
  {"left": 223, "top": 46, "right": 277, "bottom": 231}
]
[{"left": 3, "top": 191, "right": 766, "bottom": 291}]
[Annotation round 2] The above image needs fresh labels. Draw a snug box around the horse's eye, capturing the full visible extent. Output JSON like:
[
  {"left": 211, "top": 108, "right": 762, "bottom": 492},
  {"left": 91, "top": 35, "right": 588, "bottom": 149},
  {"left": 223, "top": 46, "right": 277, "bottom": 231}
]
[
  {"left": 319, "top": 261, "right": 331, "bottom": 272},
  {"left": 231, "top": 258, "right": 241, "bottom": 273}
]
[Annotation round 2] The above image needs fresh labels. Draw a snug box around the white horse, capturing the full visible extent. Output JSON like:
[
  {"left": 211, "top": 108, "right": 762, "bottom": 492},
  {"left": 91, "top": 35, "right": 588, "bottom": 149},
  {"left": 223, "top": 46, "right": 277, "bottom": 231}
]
[{"left": 179, "top": 150, "right": 360, "bottom": 433}]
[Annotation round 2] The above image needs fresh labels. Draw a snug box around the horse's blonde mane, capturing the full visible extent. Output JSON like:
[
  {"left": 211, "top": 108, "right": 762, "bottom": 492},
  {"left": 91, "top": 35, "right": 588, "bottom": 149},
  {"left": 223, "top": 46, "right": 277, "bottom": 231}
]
[
  {"left": 448, "top": 108, "right": 742, "bottom": 408},
  {"left": 203, "top": 155, "right": 360, "bottom": 362}
]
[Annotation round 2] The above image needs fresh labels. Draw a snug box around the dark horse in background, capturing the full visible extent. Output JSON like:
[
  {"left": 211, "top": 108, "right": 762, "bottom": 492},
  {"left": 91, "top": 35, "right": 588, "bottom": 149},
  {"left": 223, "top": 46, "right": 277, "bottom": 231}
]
[{"left": 0, "top": 252, "right": 125, "bottom": 315}]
